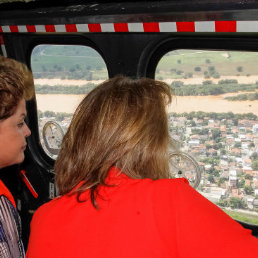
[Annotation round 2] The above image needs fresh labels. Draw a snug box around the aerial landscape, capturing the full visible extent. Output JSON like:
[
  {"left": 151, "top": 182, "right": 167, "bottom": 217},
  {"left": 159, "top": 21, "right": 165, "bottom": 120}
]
[{"left": 32, "top": 45, "right": 258, "bottom": 224}]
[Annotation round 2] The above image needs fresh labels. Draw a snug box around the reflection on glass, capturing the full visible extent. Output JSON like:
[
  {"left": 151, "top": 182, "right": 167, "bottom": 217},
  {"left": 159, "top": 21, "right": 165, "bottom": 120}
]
[
  {"left": 156, "top": 50, "right": 258, "bottom": 225},
  {"left": 31, "top": 44, "right": 108, "bottom": 159}
]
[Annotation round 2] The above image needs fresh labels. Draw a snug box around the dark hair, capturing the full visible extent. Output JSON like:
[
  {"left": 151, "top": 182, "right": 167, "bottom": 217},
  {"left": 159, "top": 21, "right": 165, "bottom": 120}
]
[
  {"left": 55, "top": 75, "right": 173, "bottom": 207},
  {"left": 0, "top": 56, "right": 34, "bottom": 120}
]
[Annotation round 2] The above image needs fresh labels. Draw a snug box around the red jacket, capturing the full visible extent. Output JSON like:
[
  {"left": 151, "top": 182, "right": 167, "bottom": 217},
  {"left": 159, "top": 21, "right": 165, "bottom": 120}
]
[
  {"left": 0, "top": 179, "right": 16, "bottom": 207},
  {"left": 26, "top": 167, "right": 258, "bottom": 258}
]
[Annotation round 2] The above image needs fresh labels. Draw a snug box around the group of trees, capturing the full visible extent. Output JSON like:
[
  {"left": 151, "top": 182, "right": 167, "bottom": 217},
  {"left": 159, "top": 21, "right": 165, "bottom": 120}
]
[
  {"left": 168, "top": 68, "right": 193, "bottom": 79},
  {"left": 158, "top": 61, "right": 247, "bottom": 80},
  {"left": 225, "top": 92, "right": 258, "bottom": 101},
  {"left": 32, "top": 45, "right": 107, "bottom": 80},
  {"left": 38, "top": 110, "right": 72, "bottom": 121},
  {"left": 33, "top": 68, "right": 96, "bottom": 80},
  {"left": 203, "top": 66, "right": 220, "bottom": 79},
  {"left": 35, "top": 84, "right": 96, "bottom": 94},
  {"left": 171, "top": 79, "right": 258, "bottom": 96},
  {"left": 169, "top": 111, "right": 258, "bottom": 121},
  {"left": 217, "top": 197, "right": 247, "bottom": 209},
  {"left": 251, "top": 152, "right": 258, "bottom": 170}
]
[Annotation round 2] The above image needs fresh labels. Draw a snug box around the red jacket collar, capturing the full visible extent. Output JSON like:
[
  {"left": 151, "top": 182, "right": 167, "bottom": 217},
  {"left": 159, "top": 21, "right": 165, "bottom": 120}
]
[{"left": 0, "top": 179, "right": 16, "bottom": 208}]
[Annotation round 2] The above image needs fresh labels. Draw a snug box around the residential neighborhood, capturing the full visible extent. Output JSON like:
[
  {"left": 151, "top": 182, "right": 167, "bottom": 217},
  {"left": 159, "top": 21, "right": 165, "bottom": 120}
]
[
  {"left": 38, "top": 110, "right": 258, "bottom": 222},
  {"left": 167, "top": 112, "right": 258, "bottom": 216}
]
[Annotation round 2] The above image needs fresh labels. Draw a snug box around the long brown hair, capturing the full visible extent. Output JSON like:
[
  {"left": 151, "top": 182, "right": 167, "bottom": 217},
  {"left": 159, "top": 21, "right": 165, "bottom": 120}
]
[
  {"left": 0, "top": 56, "right": 34, "bottom": 120},
  {"left": 55, "top": 75, "right": 173, "bottom": 207}
]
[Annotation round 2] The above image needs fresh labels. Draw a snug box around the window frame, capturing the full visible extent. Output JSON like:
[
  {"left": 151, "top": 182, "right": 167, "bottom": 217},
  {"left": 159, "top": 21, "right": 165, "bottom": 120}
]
[
  {"left": 145, "top": 34, "right": 258, "bottom": 230},
  {"left": 25, "top": 34, "right": 110, "bottom": 167}
]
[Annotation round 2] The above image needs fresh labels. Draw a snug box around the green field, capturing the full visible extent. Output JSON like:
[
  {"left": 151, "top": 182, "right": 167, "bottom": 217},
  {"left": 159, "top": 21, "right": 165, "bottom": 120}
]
[
  {"left": 31, "top": 45, "right": 108, "bottom": 80},
  {"left": 223, "top": 209, "right": 258, "bottom": 225},
  {"left": 31, "top": 46, "right": 258, "bottom": 81},
  {"left": 156, "top": 49, "right": 258, "bottom": 79}
]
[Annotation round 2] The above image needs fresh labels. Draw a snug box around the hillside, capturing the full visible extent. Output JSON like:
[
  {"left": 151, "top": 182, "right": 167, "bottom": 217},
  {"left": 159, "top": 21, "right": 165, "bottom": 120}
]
[
  {"left": 31, "top": 46, "right": 258, "bottom": 86},
  {"left": 31, "top": 45, "right": 108, "bottom": 80}
]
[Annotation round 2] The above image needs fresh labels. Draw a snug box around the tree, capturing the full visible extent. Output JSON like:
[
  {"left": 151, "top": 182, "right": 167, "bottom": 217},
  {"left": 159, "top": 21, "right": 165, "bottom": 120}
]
[
  {"left": 204, "top": 71, "right": 210, "bottom": 79},
  {"left": 171, "top": 81, "right": 184, "bottom": 87},
  {"left": 69, "top": 67, "right": 76, "bottom": 73},
  {"left": 184, "top": 72, "right": 193, "bottom": 78},
  {"left": 189, "top": 120, "right": 196, "bottom": 127},
  {"left": 220, "top": 149, "right": 226, "bottom": 155},
  {"left": 217, "top": 199, "right": 229, "bottom": 207},
  {"left": 229, "top": 197, "right": 247, "bottom": 209},
  {"left": 218, "top": 79, "right": 238, "bottom": 84},
  {"left": 244, "top": 186, "right": 254, "bottom": 195},
  {"left": 234, "top": 142, "right": 241, "bottom": 148},
  {"left": 238, "top": 179, "right": 245, "bottom": 188},
  {"left": 218, "top": 177, "right": 227, "bottom": 186},
  {"left": 251, "top": 152, "right": 258, "bottom": 160},
  {"left": 44, "top": 110, "right": 55, "bottom": 117},
  {"left": 245, "top": 174, "right": 253, "bottom": 180},
  {"left": 203, "top": 80, "right": 212, "bottom": 85},
  {"left": 208, "top": 174, "right": 215, "bottom": 183},
  {"left": 208, "top": 66, "right": 215, "bottom": 72},
  {"left": 56, "top": 113, "right": 66, "bottom": 121},
  {"left": 252, "top": 160, "right": 258, "bottom": 170},
  {"left": 249, "top": 143, "right": 255, "bottom": 148},
  {"left": 176, "top": 70, "right": 183, "bottom": 75},
  {"left": 212, "top": 72, "right": 220, "bottom": 79},
  {"left": 237, "top": 66, "right": 243, "bottom": 72},
  {"left": 194, "top": 66, "right": 201, "bottom": 72},
  {"left": 211, "top": 129, "right": 221, "bottom": 140}
]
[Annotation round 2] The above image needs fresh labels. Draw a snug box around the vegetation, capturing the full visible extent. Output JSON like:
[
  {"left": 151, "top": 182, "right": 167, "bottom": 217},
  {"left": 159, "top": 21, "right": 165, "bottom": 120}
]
[
  {"left": 38, "top": 110, "right": 73, "bottom": 120},
  {"left": 229, "top": 197, "right": 247, "bottom": 209},
  {"left": 225, "top": 92, "right": 258, "bottom": 101},
  {"left": 244, "top": 186, "right": 254, "bottom": 195},
  {"left": 31, "top": 45, "right": 108, "bottom": 80},
  {"left": 35, "top": 84, "right": 96, "bottom": 94},
  {"left": 171, "top": 81, "right": 258, "bottom": 96},
  {"left": 169, "top": 111, "right": 258, "bottom": 121},
  {"left": 252, "top": 160, "right": 258, "bottom": 170},
  {"left": 223, "top": 209, "right": 258, "bottom": 225},
  {"left": 156, "top": 49, "right": 258, "bottom": 79}
]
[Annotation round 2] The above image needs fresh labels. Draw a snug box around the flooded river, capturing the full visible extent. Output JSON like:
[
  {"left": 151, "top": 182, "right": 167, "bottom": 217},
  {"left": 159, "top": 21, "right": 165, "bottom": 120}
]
[{"left": 36, "top": 94, "right": 258, "bottom": 115}]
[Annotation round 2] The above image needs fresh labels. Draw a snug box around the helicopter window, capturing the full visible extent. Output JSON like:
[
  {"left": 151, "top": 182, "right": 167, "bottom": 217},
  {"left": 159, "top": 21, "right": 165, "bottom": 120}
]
[
  {"left": 31, "top": 44, "right": 108, "bottom": 159},
  {"left": 156, "top": 49, "right": 258, "bottom": 225}
]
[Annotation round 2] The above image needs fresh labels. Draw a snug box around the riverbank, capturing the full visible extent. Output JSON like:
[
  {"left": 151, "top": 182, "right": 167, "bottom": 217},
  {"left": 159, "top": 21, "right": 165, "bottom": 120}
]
[
  {"left": 36, "top": 93, "right": 258, "bottom": 115},
  {"left": 34, "top": 75, "right": 258, "bottom": 87}
]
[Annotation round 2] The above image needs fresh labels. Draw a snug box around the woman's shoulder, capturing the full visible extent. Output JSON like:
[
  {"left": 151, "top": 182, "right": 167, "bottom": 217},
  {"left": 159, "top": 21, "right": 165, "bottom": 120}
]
[
  {"left": 139, "top": 177, "right": 190, "bottom": 192},
  {"left": 32, "top": 195, "right": 66, "bottom": 221},
  {"left": 126, "top": 177, "right": 191, "bottom": 204}
]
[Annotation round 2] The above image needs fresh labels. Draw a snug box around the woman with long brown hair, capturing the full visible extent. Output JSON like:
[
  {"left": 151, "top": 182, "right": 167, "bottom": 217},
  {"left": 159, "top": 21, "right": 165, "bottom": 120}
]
[
  {"left": 27, "top": 76, "right": 258, "bottom": 258},
  {"left": 0, "top": 56, "right": 33, "bottom": 258}
]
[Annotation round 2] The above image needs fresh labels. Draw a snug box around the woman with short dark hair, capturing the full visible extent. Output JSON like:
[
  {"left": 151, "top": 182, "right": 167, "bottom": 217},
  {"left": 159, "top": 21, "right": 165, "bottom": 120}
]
[
  {"left": 0, "top": 56, "right": 33, "bottom": 257},
  {"left": 27, "top": 76, "right": 258, "bottom": 258}
]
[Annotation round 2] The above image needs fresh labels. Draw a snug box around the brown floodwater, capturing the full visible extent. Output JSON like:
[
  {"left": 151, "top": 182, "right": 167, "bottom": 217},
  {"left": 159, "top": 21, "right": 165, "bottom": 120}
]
[{"left": 36, "top": 94, "right": 258, "bottom": 116}]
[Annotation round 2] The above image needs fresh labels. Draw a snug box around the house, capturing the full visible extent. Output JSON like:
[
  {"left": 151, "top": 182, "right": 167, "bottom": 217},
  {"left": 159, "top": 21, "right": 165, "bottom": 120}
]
[
  {"left": 243, "top": 167, "right": 254, "bottom": 176},
  {"left": 252, "top": 124, "right": 258, "bottom": 135},
  {"left": 229, "top": 170, "right": 238, "bottom": 188},
  {"left": 188, "top": 139, "right": 200, "bottom": 146},
  {"left": 231, "top": 188, "right": 243, "bottom": 198}
]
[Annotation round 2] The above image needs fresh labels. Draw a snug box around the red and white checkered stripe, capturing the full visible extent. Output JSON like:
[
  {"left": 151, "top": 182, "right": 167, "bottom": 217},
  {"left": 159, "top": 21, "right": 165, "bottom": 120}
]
[
  {"left": 1, "top": 20, "right": 258, "bottom": 57},
  {"left": 0, "top": 21, "right": 258, "bottom": 33}
]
